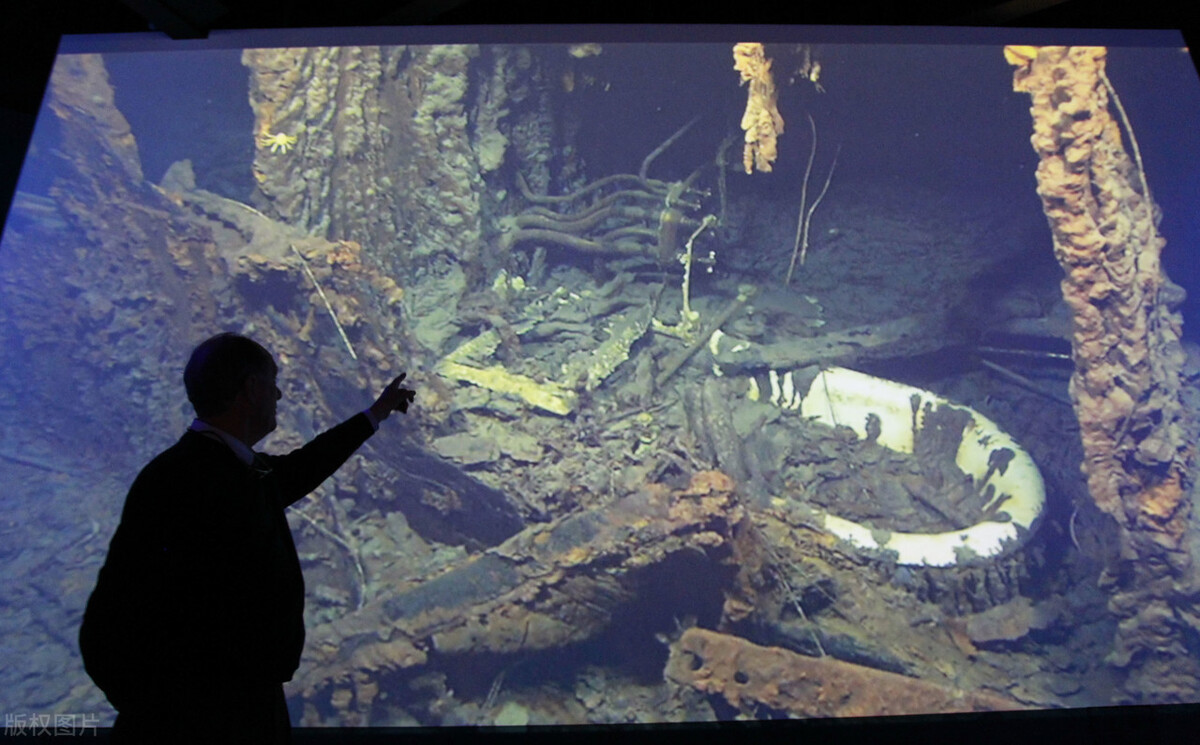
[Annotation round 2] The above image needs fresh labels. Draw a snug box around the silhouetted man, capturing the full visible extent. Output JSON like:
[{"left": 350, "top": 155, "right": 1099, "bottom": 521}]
[{"left": 79, "top": 332, "right": 415, "bottom": 743}]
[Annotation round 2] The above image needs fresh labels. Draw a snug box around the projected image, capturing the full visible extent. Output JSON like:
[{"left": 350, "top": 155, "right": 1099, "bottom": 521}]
[{"left": 2, "top": 35, "right": 1199, "bottom": 728}]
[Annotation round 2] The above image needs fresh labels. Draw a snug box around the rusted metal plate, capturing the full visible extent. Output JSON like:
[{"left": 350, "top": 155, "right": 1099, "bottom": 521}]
[{"left": 666, "top": 627, "right": 1023, "bottom": 718}]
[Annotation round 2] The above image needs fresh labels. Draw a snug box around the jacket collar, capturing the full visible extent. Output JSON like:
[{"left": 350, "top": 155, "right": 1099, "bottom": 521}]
[{"left": 187, "top": 419, "right": 256, "bottom": 467}]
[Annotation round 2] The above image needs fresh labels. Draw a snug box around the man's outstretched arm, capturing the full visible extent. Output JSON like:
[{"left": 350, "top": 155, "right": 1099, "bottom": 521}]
[{"left": 269, "top": 373, "right": 416, "bottom": 506}]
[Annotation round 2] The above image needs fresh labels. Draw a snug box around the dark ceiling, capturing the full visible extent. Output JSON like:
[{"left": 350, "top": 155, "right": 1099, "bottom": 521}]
[
  {"left": 4, "top": 0, "right": 1198, "bottom": 116},
  {"left": 1, "top": 0, "right": 1197, "bottom": 223}
]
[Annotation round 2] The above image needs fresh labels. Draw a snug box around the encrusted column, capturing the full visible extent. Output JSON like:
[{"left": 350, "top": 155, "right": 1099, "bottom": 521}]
[
  {"left": 1009, "top": 45, "right": 1197, "bottom": 703},
  {"left": 243, "top": 45, "right": 485, "bottom": 276}
]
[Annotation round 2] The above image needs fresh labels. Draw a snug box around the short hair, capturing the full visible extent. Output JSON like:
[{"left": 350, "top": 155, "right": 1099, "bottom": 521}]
[{"left": 183, "top": 333, "right": 276, "bottom": 418}]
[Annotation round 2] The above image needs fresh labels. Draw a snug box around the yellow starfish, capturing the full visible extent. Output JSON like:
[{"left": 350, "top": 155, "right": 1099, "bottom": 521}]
[{"left": 259, "top": 130, "right": 298, "bottom": 154}]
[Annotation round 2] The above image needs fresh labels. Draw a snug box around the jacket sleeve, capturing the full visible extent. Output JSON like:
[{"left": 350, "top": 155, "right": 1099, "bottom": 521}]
[{"left": 264, "top": 412, "right": 376, "bottom": 507}]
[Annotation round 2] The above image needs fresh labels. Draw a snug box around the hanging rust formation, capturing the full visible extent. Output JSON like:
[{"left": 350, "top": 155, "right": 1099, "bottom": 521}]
[
  {"left": 1008, "top": 46, "right": 1197, "bottom": 703},
  {"left": 733, "top": 42, "right": 784, "bottom": 174}
]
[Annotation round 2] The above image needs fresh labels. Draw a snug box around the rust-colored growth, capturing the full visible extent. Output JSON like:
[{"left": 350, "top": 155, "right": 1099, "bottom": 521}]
[
  {"left": 733, "top": 42, "right": 784, "bottom": 174},
  {"left": 1009, "top": 46, "right": 1196, "bottom": 702},
  {"left": 666, "top": 628, "right": 1023, "bottom": 718},
  {"left": 682, "top": 470, "right": 736, "bottom": 497}
]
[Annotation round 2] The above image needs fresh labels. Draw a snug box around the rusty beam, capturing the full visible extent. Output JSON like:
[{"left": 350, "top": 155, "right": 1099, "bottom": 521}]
[{"left": 666, "top": 627, "right": 1023, "bottom": 718}]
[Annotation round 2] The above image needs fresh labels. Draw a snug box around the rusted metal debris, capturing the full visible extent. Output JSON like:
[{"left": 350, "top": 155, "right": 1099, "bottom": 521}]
[
  {"left": 294, "top": 471, "right": 745, "bottom": 715},
  {"left": 666, "top": 627, "right": 1024, "bottom": 718}
]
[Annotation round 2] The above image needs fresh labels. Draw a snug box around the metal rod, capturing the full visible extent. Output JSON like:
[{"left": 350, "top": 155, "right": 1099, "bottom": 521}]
[
  {"left": 978, "top": 358, "right": 1071, "bottom": 405},
  {"left": 292, "top": 244, "right": 358, "bottom": 361},
  {"left": 976, "top": 345, "right": 1071, "bottom": 361},
  {"left": 639, "top": 116, "right": 701, "bottom": 183}
]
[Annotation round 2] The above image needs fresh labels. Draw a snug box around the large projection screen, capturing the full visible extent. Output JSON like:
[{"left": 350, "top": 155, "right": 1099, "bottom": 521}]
[{"left": 2, "top": 24, "right": 1199, "bottom": 734}]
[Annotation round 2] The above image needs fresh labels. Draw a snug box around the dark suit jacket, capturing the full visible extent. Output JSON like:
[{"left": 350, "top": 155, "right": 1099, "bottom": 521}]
[{"left": 79, "top": 413, "right": 375, "bottom": 713}]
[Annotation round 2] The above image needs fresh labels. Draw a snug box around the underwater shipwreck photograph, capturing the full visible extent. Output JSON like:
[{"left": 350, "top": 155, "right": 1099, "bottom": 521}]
[{"left": 2, "top": 28, "right": 1200, "bottom": 729}]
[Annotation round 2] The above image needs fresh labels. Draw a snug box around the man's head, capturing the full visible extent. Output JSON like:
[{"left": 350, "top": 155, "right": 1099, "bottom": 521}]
[{"left": 184, "top": 333, "right": 280, "bottom": 441}]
